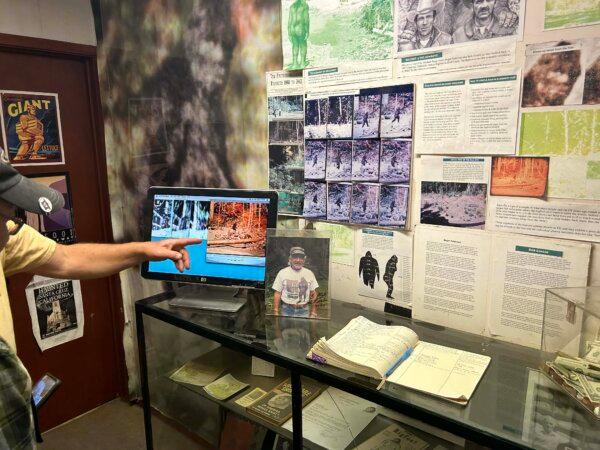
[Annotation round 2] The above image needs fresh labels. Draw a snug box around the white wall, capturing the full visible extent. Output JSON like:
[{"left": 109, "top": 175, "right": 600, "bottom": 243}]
[{"left": 0, "top": 0, "right": 96, "bottom": 46}]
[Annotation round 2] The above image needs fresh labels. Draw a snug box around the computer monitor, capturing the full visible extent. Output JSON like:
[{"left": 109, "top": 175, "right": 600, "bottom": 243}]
[{"left": 141, "top": 187, "right": 278, "bottom": 309}]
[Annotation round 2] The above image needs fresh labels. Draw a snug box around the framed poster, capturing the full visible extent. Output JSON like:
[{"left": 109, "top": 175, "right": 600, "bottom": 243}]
[
  {"left": 18, "top": 173, "right": 76, "bottom": 244},
  {"left": 0, "top": 91, "right": 65, "bottom": 166}
]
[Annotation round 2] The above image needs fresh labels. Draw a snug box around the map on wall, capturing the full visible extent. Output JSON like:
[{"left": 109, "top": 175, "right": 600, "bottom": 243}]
[{"left": 281, "top": 0, "right": 393, "bottom": 70}]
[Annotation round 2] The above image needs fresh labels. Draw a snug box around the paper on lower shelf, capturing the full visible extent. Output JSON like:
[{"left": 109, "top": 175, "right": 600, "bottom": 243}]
[{"left": 282, "top": 387, "right": 378, "bottom": 450}]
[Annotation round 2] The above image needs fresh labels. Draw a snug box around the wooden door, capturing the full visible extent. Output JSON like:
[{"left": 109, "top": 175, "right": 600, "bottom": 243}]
[{"left": 0, "top": 33, "right": 126, "bottom": 431}]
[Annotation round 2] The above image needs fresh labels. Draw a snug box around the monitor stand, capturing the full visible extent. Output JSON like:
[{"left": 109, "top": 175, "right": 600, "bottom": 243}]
[{"left": 168, "top": 284, "right": 247, "bottom": 313}]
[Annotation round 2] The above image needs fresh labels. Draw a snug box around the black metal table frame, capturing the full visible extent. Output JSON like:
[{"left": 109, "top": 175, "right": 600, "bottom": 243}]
[{"left": 136, "top": 294, "right": 531, "bottom": 450}]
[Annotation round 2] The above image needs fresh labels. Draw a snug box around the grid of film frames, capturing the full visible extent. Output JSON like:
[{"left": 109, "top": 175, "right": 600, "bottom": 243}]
[{"left": 303, "top": 84, "right": 414, "bottom": 228}]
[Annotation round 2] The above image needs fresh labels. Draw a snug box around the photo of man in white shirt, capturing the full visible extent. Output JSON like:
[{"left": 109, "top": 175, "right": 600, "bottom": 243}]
[{"left": 272, "top": 246, "right": 319, "bottom": 318}]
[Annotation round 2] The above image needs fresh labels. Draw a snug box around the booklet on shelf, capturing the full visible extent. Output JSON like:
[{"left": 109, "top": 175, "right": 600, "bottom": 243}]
[
  {"left": 247, "top": 378, "right": 323, "bottom": 425},
  {"left": 307, "top": 316, "right": 490, "bottom": 404},
  {"left": 203, "top": 374, "right": 248, "bottom": 400}
]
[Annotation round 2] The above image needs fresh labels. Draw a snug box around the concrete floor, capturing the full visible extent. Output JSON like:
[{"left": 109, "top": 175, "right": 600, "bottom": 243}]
[{"left": 39, "top": 399, "right": 213, "bottom": 450}]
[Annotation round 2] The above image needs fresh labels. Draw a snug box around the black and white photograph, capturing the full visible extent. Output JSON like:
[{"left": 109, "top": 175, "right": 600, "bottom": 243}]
[
  {"left": 327, "top": 182, "right": 352, "bottom": 222},
  {"left": 269, "top": 144, "right": 305, "bottom": 215},
  {"left": 420, "top": 181, "right": 487, "bottom": 229},
  {"left": 171, "top": 199, "right": 196, "bottom": 236},
  {"left": 351, "top": 183, "right": 380, "bottom": 224},
  {"left": 268, "top": 95, "right": 304, "bottom": 120},
  {"left": 380, "top": 84, "right": 414, "bottom": 138},
  {"left": 265, "top": 234, "right": 330, "bottom": 319},
  {"left": 303, "top": 181, "right": 327, "bottom": 218},
  {"left": 269, "top": 120, "right": 304, "bottom": 144},
  {"left": 26, "top": 277, "right": 84, "bottom": 351},
  {"left": 395, "top": 0, "right": 523, "bottom": 53},
  {"left": 326, "top": 140, "right": 353, "bottom": 181},
  {"left": 379, "top": 139, "right": 412, "bottom": 183},
  {"left": 304, "top": 140, "right": 327, "bottom": 180},
  {"left": 326, "top": 95, "right": 354, "bottom": 138},
  {"left": 152, "top": 198, "right": 173, "bottom": 236},
  {"left": 353, "top": 91, "right": 381, "bottom": 139},
  {"left": 269, "top": 144, "right": 304, "bottom": 190},
  {"left": 304, "top": 98, "right": 329, "bottom": 139},
  {"left": 352, "top": 139, "right": 380, "bottom": 182},
  {"left": 379, "top": 185, "right": 409, "bottom": 228}
]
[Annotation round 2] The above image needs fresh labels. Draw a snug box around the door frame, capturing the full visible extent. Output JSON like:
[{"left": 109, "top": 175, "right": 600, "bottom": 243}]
[{"left": 0, "top": 32, "right": 128, "bottom": 397}]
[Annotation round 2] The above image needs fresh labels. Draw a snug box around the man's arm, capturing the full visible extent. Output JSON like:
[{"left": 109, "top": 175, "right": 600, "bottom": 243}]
[
  {"left": 35, "top": 238, "right": 201, "bottom": 280},
  {"left": 273, "top": 290, "right": 281, "bottom": 315}
]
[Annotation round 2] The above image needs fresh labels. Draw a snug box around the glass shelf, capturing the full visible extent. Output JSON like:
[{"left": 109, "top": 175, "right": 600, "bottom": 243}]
[{"left": 137, "top": 291, "right": 600, "bottom": 449}]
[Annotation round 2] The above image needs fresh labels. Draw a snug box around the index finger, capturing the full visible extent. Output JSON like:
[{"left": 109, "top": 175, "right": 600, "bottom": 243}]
[{"left": 170, "top": 238, "right": 203, "bottom": 246}]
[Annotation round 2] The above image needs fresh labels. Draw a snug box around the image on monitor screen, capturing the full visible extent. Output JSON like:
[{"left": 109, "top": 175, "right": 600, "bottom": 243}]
[
  {"left": 206, "top": 201, "right": 268, "bottom": 266},
  {"left": 147, "top": 192, "right": 272, "bottom": 284}
]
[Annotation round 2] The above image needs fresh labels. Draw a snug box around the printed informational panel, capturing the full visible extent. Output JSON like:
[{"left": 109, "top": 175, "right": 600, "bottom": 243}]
[{"left": 415, "top": 69, "right": 520, "bottom": 155}]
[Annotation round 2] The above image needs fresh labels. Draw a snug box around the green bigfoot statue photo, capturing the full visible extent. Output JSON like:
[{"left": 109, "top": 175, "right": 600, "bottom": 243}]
[{"left": 288, "top": 0, "right": 310, "bottom": 69}]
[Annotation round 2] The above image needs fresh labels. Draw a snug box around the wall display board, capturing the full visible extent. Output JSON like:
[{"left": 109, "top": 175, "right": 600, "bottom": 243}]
[
  {"left": 303, "top": 83, "right": 414, "bottom": 229},
  {"left": 19, "top": 173, "right": 76, "bottom": 244},
  {"left": 267, "top": 71, "right": 306, "bottom": 215},
  {"left": 414, "top": 69, "right": 521, "bottom": 155},
  {"left": 0, "top": 91, "right": 65, "bottom": 166},
  {"left": 412, "top": 225, "right": 590, "bottom": 348},
  {"left": 519, "top": 38, "right": 600, "bottom": 200},
  {"left": 393, "top": 0, "right": 524, "bottom": 76}
]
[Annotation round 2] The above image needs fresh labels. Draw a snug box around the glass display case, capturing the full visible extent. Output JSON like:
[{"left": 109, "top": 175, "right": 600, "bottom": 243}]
[
  {"left": 541, "top": 287, "right": 600, "bottom": 420},
  {"left": 137, "top": 291, "right": 600, "bottom": 449}
]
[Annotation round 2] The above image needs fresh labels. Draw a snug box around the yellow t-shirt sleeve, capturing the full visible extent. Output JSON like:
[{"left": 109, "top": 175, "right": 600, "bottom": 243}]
[{"left": 3, "top": 224, "right": 57, "bottom": 277}]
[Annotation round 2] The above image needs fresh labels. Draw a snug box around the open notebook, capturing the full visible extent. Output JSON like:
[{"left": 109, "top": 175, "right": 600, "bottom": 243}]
[{"left": 307, "top": 316, "right": 490, "bottom": 404}]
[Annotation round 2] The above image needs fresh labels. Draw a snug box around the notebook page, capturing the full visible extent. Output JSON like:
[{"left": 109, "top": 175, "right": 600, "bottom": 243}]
[
  {"left": 325, "top": 316, "right": 419, "bottom": 377},
  {"left": 388, "top": 342, "right": 490, "bottom": 402}
]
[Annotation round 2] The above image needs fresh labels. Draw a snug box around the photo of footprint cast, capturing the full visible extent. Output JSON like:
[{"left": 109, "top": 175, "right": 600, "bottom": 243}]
[{"left": 303, "top": 84, "right": 414, "bottom": 228}]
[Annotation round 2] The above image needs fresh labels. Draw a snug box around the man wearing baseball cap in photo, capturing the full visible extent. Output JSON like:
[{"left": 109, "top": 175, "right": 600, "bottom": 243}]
[
  {"left": 272, "top": 246, "right": 319, "bottom": 318},
  {"left": 0, "top": 157, "right": 201, "bottom": 448}
]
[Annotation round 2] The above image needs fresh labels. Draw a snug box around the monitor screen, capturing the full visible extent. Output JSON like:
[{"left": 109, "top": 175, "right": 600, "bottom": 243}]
[{"left": 142, "top": 187, "right": 278, "bottom": 288}]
